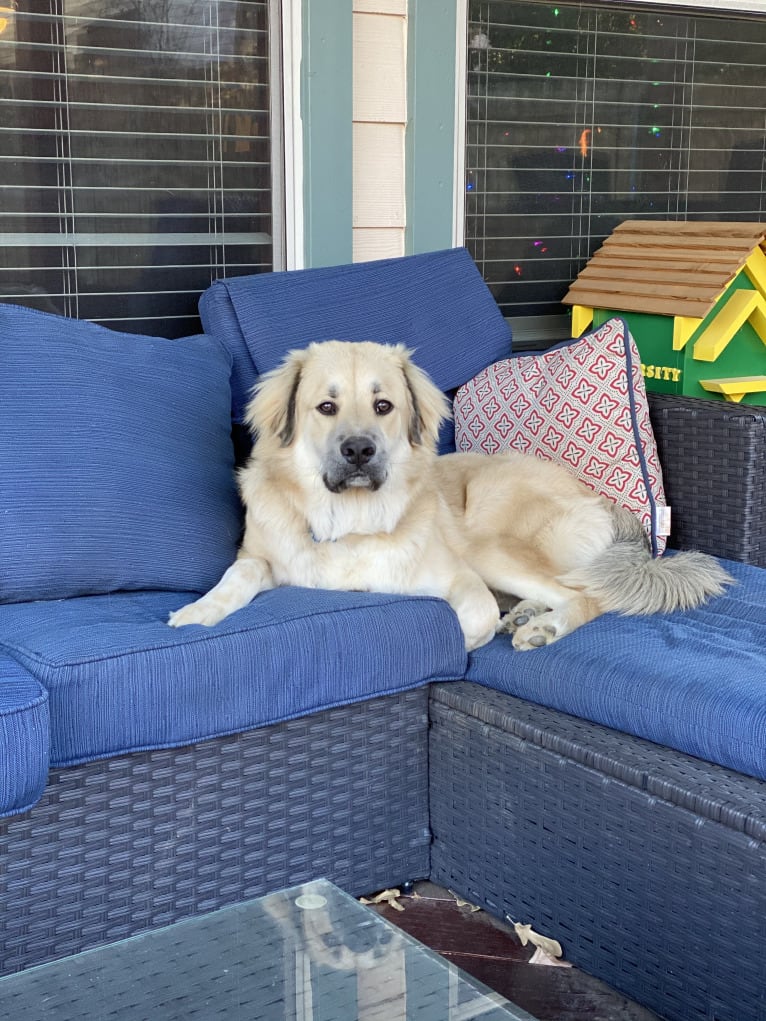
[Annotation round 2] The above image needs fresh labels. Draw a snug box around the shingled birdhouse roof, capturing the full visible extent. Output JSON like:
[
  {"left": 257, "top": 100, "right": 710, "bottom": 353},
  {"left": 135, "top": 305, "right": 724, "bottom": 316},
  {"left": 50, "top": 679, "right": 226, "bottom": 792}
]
[{"left": 562, "top": 220, "right": 766, "bottom": 320}]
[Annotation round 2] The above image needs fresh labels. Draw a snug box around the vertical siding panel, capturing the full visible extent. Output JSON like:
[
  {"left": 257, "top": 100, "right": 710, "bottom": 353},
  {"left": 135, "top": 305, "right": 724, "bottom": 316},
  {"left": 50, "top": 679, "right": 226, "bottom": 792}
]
[
  {"left": 353, "top": 0, "right": 406, "bottom": 13},
  {"left": 353, "top": 123, "right": 406, "bottom": 227},
  {"left": 352, "top": 5, "right": 407, "bottom": 259},
  {"left": 353, "top": 229, "right": 406, "bottom": 261},
  {"left": 354, "top": 13, "right": 406, "bottom": 123}
]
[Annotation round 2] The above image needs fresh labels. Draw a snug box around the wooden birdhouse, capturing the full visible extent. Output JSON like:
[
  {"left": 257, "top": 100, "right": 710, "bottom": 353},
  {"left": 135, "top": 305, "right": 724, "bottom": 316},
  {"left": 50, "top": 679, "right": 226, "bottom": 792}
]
[{"left": 562, "top": 221, "right": 766, "bottom": 406}]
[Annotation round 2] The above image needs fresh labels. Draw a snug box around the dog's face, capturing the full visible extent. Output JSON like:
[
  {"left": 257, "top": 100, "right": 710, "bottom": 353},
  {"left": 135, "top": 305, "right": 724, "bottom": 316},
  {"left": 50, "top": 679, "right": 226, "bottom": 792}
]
[{"left": 246, "top": 341, "right": 449, "bottom": 495}]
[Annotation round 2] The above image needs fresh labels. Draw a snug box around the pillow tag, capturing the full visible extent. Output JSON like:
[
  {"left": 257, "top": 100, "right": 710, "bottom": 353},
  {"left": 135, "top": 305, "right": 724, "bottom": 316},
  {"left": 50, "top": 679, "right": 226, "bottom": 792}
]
[{"left": 656, "top": 505, "right": 672, "bottom": 537}]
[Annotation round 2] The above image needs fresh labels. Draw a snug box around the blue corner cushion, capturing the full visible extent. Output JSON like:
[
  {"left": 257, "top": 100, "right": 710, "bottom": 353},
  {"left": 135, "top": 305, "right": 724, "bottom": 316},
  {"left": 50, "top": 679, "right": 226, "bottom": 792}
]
[
  {"left": 199, "top": 247, "right": 513, "bottom": 436},
  {"left": 0, "top": 588, "right": 466, "bottom": 768},
  {"left": 0, "top": 303, "right": 242, "bottom": 602},
  {"left": 467, "top": 558, "right": 766, "bottom": 781},
  {"left": 0, "top": 655, "right": 49, "bottom": 818}
]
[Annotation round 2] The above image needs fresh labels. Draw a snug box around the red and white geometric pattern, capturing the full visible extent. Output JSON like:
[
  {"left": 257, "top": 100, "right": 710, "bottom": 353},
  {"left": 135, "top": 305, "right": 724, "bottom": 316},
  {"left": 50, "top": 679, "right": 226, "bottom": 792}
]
[{"left": 454, "top": 318, "right": 667, "bottom": 553}]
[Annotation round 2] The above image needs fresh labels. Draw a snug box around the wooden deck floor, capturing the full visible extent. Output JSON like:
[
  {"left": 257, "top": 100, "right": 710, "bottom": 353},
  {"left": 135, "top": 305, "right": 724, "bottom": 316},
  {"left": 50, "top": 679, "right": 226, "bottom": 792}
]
[{"left": 371, "top": 882, "right": 661, "bottom": 1021}]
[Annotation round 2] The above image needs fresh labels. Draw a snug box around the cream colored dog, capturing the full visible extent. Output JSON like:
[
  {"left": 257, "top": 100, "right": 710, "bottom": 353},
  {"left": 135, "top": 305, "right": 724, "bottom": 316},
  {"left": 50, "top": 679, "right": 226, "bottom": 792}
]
[{"left": 169, "top": 340, "right": 731, "bottom": 651}]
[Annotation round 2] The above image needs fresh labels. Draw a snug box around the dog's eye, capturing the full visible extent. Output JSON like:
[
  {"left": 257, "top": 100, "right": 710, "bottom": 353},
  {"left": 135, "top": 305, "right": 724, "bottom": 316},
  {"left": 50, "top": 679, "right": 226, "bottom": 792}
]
[
  {"left": 374, "top": 399, "right": 393, "bottom": 416},
  {"left": 317, "top": 401, "right": 337, "bottom": 416}
]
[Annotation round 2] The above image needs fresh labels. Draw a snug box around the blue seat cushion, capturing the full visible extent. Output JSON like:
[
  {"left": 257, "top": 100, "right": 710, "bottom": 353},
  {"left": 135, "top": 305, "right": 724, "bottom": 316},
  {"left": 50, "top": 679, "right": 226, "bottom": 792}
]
[
  {"left": 467, "top": 558, "right": 766, "bottom": 780},
  {"left": 0, "top": 303, "right": 242, "bottom": 602},
  {"left": 0, "top": 589, "right": 466, "bottom": 768},
  {"left": 199, "top": 247, "right": 512, "bottom": 454},
  {"left": 0, "top": 654, "right": 49, "bottom": 818}
]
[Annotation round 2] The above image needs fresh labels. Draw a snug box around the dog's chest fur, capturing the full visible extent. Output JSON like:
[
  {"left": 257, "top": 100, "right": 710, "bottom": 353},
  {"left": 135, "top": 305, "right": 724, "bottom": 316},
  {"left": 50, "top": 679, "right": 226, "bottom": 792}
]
[{"left": 242, "top": 466, "right": 440, "bottom": 594}]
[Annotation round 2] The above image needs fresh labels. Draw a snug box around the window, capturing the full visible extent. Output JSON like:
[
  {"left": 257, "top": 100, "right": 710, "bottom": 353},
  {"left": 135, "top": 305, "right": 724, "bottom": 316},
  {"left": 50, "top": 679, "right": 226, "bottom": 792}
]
[
  {"left": 464, "top": 1, "right": 766, "bottom": 338},
  {"left": 0, "top": 0, "right": 281, "bottom": 337}
]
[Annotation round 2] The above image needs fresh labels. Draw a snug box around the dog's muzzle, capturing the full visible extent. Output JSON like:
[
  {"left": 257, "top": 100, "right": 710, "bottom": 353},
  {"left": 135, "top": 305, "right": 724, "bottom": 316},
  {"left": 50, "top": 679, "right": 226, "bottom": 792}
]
[{"left": 322, "top": 433, "right": 386, "bottom": 493}]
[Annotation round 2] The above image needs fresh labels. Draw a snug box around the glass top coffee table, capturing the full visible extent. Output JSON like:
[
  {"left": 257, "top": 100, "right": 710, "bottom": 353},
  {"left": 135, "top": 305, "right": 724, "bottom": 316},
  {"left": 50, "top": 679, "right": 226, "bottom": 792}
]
[{"left": 0, "top": 879, "right": 537, "bottom": 1020}]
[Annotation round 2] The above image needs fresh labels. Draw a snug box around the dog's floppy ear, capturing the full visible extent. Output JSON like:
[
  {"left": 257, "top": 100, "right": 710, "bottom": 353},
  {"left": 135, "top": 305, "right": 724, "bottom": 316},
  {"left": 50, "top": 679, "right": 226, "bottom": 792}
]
[
  {"left": 244, "top": 348, "right": 307, "bottom": 446},
  {"left": 397, "top": 347, "right": 451, "bottom": 448}
]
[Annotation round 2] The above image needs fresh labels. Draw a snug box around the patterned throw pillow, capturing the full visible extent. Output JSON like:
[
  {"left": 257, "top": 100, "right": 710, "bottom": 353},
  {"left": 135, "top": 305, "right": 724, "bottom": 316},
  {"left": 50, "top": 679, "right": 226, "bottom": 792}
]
[{"left": 453, "top": 317, "right": 668, "bottom": 555}]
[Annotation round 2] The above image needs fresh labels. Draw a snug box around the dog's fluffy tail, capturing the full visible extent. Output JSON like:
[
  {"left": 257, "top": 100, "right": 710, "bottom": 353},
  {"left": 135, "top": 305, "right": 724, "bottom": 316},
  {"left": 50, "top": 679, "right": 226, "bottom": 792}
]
[{"left": 560, "top": 505, "right": 733, "bottom": 615}]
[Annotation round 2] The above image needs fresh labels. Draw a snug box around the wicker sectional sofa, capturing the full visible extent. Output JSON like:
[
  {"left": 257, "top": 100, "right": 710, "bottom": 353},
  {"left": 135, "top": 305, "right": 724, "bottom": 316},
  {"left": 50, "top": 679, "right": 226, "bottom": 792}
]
[{"left": 1, "top": 250, "right": 765, "bottom": 1021}]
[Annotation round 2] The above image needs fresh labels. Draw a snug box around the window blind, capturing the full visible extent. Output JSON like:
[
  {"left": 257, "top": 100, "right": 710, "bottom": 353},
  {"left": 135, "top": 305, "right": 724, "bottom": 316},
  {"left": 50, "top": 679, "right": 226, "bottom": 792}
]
[
  {"left": 0, "top": 0, "right": 279, "bottom": 337},
  {"left": 465, "top": 1, "right": 766, "bottom": 325}
]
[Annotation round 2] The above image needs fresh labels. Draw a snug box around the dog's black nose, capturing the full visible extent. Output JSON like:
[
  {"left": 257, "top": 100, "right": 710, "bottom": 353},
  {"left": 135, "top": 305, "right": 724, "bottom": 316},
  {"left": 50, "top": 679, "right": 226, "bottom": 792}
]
[{"left": 341, "top": 435, "right": 376, "bottom": 466}]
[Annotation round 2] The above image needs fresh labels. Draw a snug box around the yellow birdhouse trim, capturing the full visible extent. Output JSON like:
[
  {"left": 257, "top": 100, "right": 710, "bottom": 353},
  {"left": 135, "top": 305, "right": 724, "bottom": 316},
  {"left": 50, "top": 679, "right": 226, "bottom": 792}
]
[
  {"left": 744, "top": 247, "right": 766, "bottom": 301},
  {"left": 672, "top": 316, "right": 703, "bottom": 352},
  {"left": 699, "top": 376, "right": 766, "bottom": 403},
  {"left": 693, "top": 290, "right": 766, "bottom": 363},
  {"left": 571, "top": 305, "right": 594, "bottom": 337}
]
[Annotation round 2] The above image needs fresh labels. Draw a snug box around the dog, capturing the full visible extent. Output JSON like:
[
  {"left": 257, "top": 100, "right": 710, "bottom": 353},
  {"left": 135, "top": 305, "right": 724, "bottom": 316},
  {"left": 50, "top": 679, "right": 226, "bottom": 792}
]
[{"left": 169, "top": 340, "right": 731, "bottom": 651}]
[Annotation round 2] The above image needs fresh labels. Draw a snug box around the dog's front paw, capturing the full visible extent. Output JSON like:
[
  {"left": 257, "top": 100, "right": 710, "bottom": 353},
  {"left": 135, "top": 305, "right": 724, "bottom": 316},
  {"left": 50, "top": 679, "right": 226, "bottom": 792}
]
[
  {"left": 168, "top": 598, "right": 229, "bottom": 628},
  {"left": 464, "top": 621, "right": 499, "bottom": 652},
  {"left": 460, "top": 597, "right": 501, "bottom": 652}
]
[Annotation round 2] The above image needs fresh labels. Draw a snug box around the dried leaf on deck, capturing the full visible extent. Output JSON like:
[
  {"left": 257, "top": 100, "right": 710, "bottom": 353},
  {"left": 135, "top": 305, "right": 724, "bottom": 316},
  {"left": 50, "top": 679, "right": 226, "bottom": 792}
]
[
  {"left": 448, "top": 889, "right": 482, "bottom": 912},
  {"left": 528, "top": 946, "right": 573, "bottom": 968},
  {"left": 512, "top": 922, "right": 563, "bottom": 959},
  {"left": 359, "top": 888, "right": 405, "bottom": 911}
]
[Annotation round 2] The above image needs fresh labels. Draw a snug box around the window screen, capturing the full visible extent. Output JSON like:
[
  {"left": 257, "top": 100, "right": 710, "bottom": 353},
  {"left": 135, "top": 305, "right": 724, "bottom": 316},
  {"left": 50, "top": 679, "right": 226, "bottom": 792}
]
[
  {"left": 465, "top": 1, "right": 766, "bottom": 328},
  {"left": 0, "top": 0, "right": 279, "bottom": 338}
]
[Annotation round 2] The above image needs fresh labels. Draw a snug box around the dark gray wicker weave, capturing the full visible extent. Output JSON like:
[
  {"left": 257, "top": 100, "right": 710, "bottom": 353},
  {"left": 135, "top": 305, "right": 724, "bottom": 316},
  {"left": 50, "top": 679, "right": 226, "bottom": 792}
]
[
  {"left": 648, "top": 393, "right": 766, "bottom": 567},
  {"left": 429, "top": 681, "right": 766, "bottom": 1021},
  {"left": 0, "top": 688, "right": 431, "bottom": 977}
]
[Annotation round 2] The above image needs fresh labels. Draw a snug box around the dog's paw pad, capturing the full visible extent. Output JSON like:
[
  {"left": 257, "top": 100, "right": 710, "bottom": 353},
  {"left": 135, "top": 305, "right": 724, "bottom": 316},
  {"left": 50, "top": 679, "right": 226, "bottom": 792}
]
[
  {"left": 527, "top": 630, "right": 554, "bottom": 648},
  {"left": 499, "top": 600, "right": 550, "bottom": 635},
  {"left": 512, "top": 620, "right": 558, "bottom": 651}
]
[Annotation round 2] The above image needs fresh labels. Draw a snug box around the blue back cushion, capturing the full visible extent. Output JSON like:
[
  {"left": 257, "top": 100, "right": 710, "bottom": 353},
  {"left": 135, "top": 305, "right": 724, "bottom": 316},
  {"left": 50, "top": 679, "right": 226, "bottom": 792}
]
[
  {"left": 199, "top": 248, "right": 513, "bottom": 441},
  {"left": 0, "top": 303, "right": 242, "bottom": 602}
]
